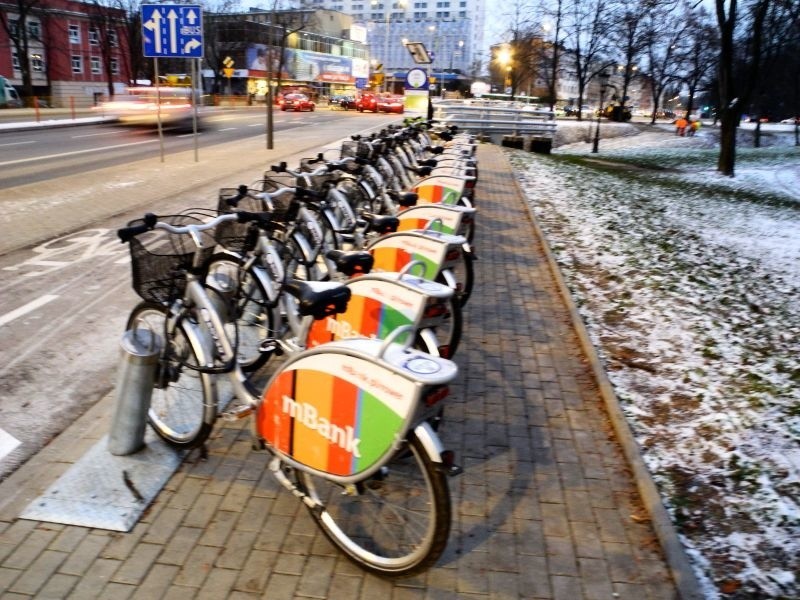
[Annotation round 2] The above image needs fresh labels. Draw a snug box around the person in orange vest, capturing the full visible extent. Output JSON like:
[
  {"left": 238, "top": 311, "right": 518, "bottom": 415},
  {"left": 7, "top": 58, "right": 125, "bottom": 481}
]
[{"left": 675, "top": 116, "right": 688, "bottom": 136}]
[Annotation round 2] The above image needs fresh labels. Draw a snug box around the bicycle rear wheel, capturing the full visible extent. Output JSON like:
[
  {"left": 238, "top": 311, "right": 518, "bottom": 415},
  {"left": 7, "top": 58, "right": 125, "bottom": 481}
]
[
  {"left": 126, "top": 302, "right": 215, "bottom": 448},
  {"left": 295, "top": 431, "right": 451, "bottom": 577}
]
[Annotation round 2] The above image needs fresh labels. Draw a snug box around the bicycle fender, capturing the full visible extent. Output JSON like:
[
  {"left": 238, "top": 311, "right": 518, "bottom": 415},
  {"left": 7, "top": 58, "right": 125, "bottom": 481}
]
[{"left": 413, "top": 421, "right": 446, "bottom": 464}]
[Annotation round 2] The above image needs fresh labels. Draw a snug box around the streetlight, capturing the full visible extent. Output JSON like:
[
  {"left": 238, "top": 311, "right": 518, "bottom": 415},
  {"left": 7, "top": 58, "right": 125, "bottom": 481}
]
[{"left": 592, "top": 71, "right": 610, "bottom": 153}]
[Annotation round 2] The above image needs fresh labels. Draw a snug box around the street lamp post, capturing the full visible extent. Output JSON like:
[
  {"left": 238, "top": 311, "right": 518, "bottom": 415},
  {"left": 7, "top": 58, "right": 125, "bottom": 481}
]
[{"left": 592, "top": 71, "right": 610, "bottom": 154}]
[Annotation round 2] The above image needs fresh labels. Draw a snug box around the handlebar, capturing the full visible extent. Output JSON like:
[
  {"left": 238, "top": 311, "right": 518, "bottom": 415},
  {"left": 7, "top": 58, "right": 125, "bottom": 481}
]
[{"left": 118, "top": 210, "right": 273, "bottom": 243}]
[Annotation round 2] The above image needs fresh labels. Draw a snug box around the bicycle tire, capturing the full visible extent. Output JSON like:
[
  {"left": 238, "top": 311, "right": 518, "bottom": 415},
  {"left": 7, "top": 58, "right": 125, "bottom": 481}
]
[
  {"left": 295, "top": 430, "right": 451, "bottom": 577},
  {"left": 126, "top": 302, "right": 215, "bottom": 448},
  {"left": 449, "top": 247, "right": 475, "bottom": 308},
  {"left": 431, "top": 277, "right": 463, "bottom": 359},
  {"left": 206, "top": 254, "right": 275, "bottom": 373}
]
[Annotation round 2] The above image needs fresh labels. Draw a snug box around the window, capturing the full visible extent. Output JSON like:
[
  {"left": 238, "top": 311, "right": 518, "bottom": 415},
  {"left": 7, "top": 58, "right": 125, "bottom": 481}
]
[
  {"left": 11, "top": 48, "right": 20, "bottom": 71},
  {"left": 111, "top": 58, "right": 119, "bottom": 74},
  {"left": 108, "top": 29, "right": 117, "bottom": 47},
  {"left": 69, "top": 24, "right": 80, "bottom": 44},
  {"left": 91, "top": 57, "right": 101, "bottom": 74},
  {"left": 28, "top": 20, "right": 41, "bottom": 39},
  {"left": 72, "top": 55, "right": 83, "bottom": 73},
  {"left": 9, "top": 19, "right": 19, "bottom": 37},
  {"left": 31, "top": 53, "right": 45, "bottom": 72},
  {"left": 89, "top": 27, "right": 99, "bottom": 45}
]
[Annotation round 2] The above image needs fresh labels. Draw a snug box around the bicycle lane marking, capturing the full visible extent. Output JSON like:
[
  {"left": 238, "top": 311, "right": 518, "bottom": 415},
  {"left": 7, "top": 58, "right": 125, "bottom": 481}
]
[
  {"left": 0, "top": 294, "right": 59, "bottom": 327},
  {"left": 0, "top": 428, "right": 21, "bottom": 462}
]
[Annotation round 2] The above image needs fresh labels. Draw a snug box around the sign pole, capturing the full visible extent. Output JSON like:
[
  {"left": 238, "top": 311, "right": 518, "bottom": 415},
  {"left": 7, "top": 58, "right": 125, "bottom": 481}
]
[
  {"left": 154, "top": 58, "right": 164, "bottom": 162},
  {"left": 193, "top": 58, "right": 199, "bottom": 162}
]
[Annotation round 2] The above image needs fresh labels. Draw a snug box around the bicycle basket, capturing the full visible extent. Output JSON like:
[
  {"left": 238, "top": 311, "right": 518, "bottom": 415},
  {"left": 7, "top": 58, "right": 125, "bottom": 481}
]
[
  {"left": 214, "top": 189, "right": 265, "bottom": 254},
  {"left": 128, "top": 214, "right": 216, "bottom": 305},
  {"left": 340, "top": 139, "right": 372, "bottom": 160}
]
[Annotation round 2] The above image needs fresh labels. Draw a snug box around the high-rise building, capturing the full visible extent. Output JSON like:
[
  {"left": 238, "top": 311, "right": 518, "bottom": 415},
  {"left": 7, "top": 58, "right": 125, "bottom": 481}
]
[{"left": 299, "top": 0, "right": 483, "bottom": 76}]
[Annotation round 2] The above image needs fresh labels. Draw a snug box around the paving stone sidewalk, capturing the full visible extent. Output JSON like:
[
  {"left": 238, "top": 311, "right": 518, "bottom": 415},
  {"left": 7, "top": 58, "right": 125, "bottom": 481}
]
[{"left": 0, "top": 143, "right": 682, "bottom": 599}]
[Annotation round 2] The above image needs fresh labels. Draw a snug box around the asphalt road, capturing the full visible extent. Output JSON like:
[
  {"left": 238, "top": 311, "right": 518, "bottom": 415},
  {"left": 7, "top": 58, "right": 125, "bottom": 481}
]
[
  {"left": 0, "top": 110, "right": 399, "bottom": 482},
  {"left": 0, "top": 107, "right": 362, "bottom": 189}
]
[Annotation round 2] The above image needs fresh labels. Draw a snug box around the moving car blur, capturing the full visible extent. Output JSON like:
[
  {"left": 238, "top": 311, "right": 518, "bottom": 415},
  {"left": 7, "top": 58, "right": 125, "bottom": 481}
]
[{"left": 93, "top": 87, "right": 201, "bottom": 129}]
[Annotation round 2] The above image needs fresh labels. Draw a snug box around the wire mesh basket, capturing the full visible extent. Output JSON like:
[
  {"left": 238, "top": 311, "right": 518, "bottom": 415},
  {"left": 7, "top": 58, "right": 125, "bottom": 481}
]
[
  {"left": 214, "top": 189, "right": 264, "bottom": 254},
  {"left": 340, "top": 139, "right": 374, "bottom": 161},
  {"left": 128, "top": 214, "right": 216, "bottom": 305}
]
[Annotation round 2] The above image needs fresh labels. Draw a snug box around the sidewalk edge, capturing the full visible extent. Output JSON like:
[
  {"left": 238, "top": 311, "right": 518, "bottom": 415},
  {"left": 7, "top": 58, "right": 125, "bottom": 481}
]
[{"left": 505, "top": 147, "right": 705, "bottom": 600}]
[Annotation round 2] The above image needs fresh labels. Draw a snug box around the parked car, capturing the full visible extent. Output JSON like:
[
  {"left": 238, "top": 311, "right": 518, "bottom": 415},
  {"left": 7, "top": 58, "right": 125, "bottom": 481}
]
[
  {"left": 356, "top": 93, "right": 379, "bottom": 112},
  {"left": 330, "top": 95, "right": 357, "bottom": 110},
  {"left": 280, "top": 93, "right": 315, "bottom": 112},
  {"left": 377, "top": 95, "right": 405, "bottom": 114},
  {"left": 780, "top": 116, "right": 798, "bottom": 124}
]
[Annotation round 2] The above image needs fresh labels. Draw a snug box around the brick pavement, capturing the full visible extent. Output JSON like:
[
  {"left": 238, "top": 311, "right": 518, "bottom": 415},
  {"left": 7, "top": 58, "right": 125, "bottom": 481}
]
[{"left": 0, "top": 143, "right": 687, "bottom": 599}]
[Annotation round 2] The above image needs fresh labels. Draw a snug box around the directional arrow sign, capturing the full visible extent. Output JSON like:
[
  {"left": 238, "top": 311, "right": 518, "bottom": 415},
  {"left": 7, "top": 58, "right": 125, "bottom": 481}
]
[{"left": 142, "top": 4, "right": 203, "bottom": 58}]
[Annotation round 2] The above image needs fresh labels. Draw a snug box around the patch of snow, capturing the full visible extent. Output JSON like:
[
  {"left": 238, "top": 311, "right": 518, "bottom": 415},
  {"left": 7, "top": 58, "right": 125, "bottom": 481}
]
[{"left": 509, "top": 121, "right": 800, "bottom": 599}]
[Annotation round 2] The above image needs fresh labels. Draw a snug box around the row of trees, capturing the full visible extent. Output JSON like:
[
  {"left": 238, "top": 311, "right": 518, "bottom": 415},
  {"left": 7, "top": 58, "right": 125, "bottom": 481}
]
[{"left": 498, "top": 0, "right": 800, "bottom": 175}]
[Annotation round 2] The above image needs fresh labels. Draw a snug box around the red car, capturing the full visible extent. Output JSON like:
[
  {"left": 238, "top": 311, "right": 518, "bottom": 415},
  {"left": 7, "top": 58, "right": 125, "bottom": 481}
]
[
  {"left": 356, "top": 93, "right": 378, "bottom": 112},
  {"left": 378, "top": 95, "right": 405, "bottom": 114},
  {"left": 280, "top": 93, "right": 315, "bottom": 112}
]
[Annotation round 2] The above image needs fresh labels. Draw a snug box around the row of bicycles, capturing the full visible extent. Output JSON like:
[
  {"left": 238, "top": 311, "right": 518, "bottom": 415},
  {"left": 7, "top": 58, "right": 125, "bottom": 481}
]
[{"left": 117, "top": 119, "right": 479, "bottom": 576}]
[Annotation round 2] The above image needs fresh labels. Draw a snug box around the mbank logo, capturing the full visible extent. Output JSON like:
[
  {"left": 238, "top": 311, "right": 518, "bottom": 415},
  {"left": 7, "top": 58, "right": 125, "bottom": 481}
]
[{"left": 282, "top": 395, "right": 361, "bottom": 457}]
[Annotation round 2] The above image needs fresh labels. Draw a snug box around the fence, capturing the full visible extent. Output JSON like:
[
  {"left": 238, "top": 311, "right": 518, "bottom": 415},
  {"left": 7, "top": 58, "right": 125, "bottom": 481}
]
[{"left": 432, "top": 99, "right": 556, "bottom": 152}]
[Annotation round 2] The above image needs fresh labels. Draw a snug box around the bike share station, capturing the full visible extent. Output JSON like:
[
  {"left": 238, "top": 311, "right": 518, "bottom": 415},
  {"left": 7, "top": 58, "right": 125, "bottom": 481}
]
[{"left": 19, "top": 3, "right": 206, "bottom": 532}]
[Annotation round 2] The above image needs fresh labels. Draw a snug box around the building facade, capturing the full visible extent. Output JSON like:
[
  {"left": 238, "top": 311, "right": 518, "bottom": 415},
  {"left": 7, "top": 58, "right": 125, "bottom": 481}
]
[
  {"left": 299, "top": 0, "right": 484, "bottom": 80},
  {"left": 0, "top": 0, "right": 130, "bottom": 106}
]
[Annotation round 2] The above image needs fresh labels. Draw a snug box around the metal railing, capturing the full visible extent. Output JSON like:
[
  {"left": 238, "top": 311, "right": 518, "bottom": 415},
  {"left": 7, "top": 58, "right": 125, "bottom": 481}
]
[{"left": 433, "top": 99, "right": 557, "bottom": 138}]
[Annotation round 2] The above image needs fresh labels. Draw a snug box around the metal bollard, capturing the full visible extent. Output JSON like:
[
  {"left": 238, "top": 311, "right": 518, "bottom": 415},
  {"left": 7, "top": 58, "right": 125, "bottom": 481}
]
[{"left": 108, "top": 328, "right": 161, "bottom": 456}]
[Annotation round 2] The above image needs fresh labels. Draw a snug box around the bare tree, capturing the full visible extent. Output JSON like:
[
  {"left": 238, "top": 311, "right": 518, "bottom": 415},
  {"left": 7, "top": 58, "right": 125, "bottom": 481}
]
[
  {"left": 642, "top": 3, "right": 689, "bottom": 124},
  {"left": 678, "top": 7, "right": 718, "bottom": 122},
  {"left": 715, "top": 0, "right": 772, "bottom": 175},
  {"left": 539, "top": 0, "right": 565, "bottom": 110},
  {"left": 562, "top": 0, "right": 615, "bottom": 120},
  {"left": 88, "top": 1, "right": 129, "bottom": 97},
  {"left": 0, "top": 0, "right": 43, "bottom": 104}
]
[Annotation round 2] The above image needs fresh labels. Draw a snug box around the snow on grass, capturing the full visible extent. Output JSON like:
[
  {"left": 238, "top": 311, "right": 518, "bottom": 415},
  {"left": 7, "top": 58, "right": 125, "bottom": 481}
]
[{"left": 508, "top": 122, "right": 800, "bottom": 599}]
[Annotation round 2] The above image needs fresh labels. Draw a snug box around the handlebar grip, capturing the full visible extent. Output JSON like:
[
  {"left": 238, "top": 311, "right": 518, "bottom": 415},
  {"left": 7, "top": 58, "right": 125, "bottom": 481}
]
[
  {"left": 224, "top": 184, "right": 250, "bottom": 207},
  {"left": 270, "top": 161, "right": 288, "bottom": 173},
  {"left": 117, "top": 213, "right": 157, "bottom": 243},
  {"left": 235, "top": 210, "right": 273, "bottom": 229}
]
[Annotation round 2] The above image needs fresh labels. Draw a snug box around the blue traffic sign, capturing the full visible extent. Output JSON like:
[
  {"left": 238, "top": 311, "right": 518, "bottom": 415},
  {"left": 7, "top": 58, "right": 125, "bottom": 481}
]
[{"left": 142, "top": 4, "right": 203, "bottom": 59}]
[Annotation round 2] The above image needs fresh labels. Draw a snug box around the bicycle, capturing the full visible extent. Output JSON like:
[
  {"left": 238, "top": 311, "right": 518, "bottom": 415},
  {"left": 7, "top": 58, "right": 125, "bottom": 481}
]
[{"left": 118, "top": 211, "right": 463, "bottom": 577}]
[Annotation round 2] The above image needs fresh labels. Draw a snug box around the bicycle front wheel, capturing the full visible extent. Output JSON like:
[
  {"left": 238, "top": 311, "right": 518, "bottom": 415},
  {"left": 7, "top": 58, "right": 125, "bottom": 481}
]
[
  {"left": 126, "top": 302, "right": 216, "bottom": 448},
  {"left": 295, "top": 431, "right": 451, "bottom": 577},
  {"left": 206, "top": 255, "right": 275, "bottom": 373}
]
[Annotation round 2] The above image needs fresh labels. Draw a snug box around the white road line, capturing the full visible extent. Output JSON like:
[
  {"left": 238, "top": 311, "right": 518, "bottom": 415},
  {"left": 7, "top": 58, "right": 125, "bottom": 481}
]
[
  {"left": 0, "top": 140, "right": 37, "bottom": 148},
  {"left": 0, "top": 139, "right": 158, "bottom": 168},
  {"left": 0, "top": 428, "right": 21, "bottom": 462},
  {"left": 72, "top": 131, "right": 120, "bottom": 139},
  {"left": 219, "top": 127, "right": 237, "bottom": 131},
  {"left": 0, "top": 294, "right": 59, "bottom": 327}
]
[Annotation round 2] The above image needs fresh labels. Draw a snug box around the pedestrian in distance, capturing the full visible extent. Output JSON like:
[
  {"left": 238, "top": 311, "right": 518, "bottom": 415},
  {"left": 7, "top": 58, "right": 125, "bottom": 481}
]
[
  {"left": 689, "top": 119, "right": 701, "bottom": 136},
  {"left": 675, "top": 116, "right": 688, "bottom": 136}
]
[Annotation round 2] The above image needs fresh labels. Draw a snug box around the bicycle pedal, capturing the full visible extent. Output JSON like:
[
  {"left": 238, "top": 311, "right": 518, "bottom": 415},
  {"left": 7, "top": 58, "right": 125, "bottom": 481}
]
[{"left": 221, "top": 404, "right": 253, "bottom": 421}]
